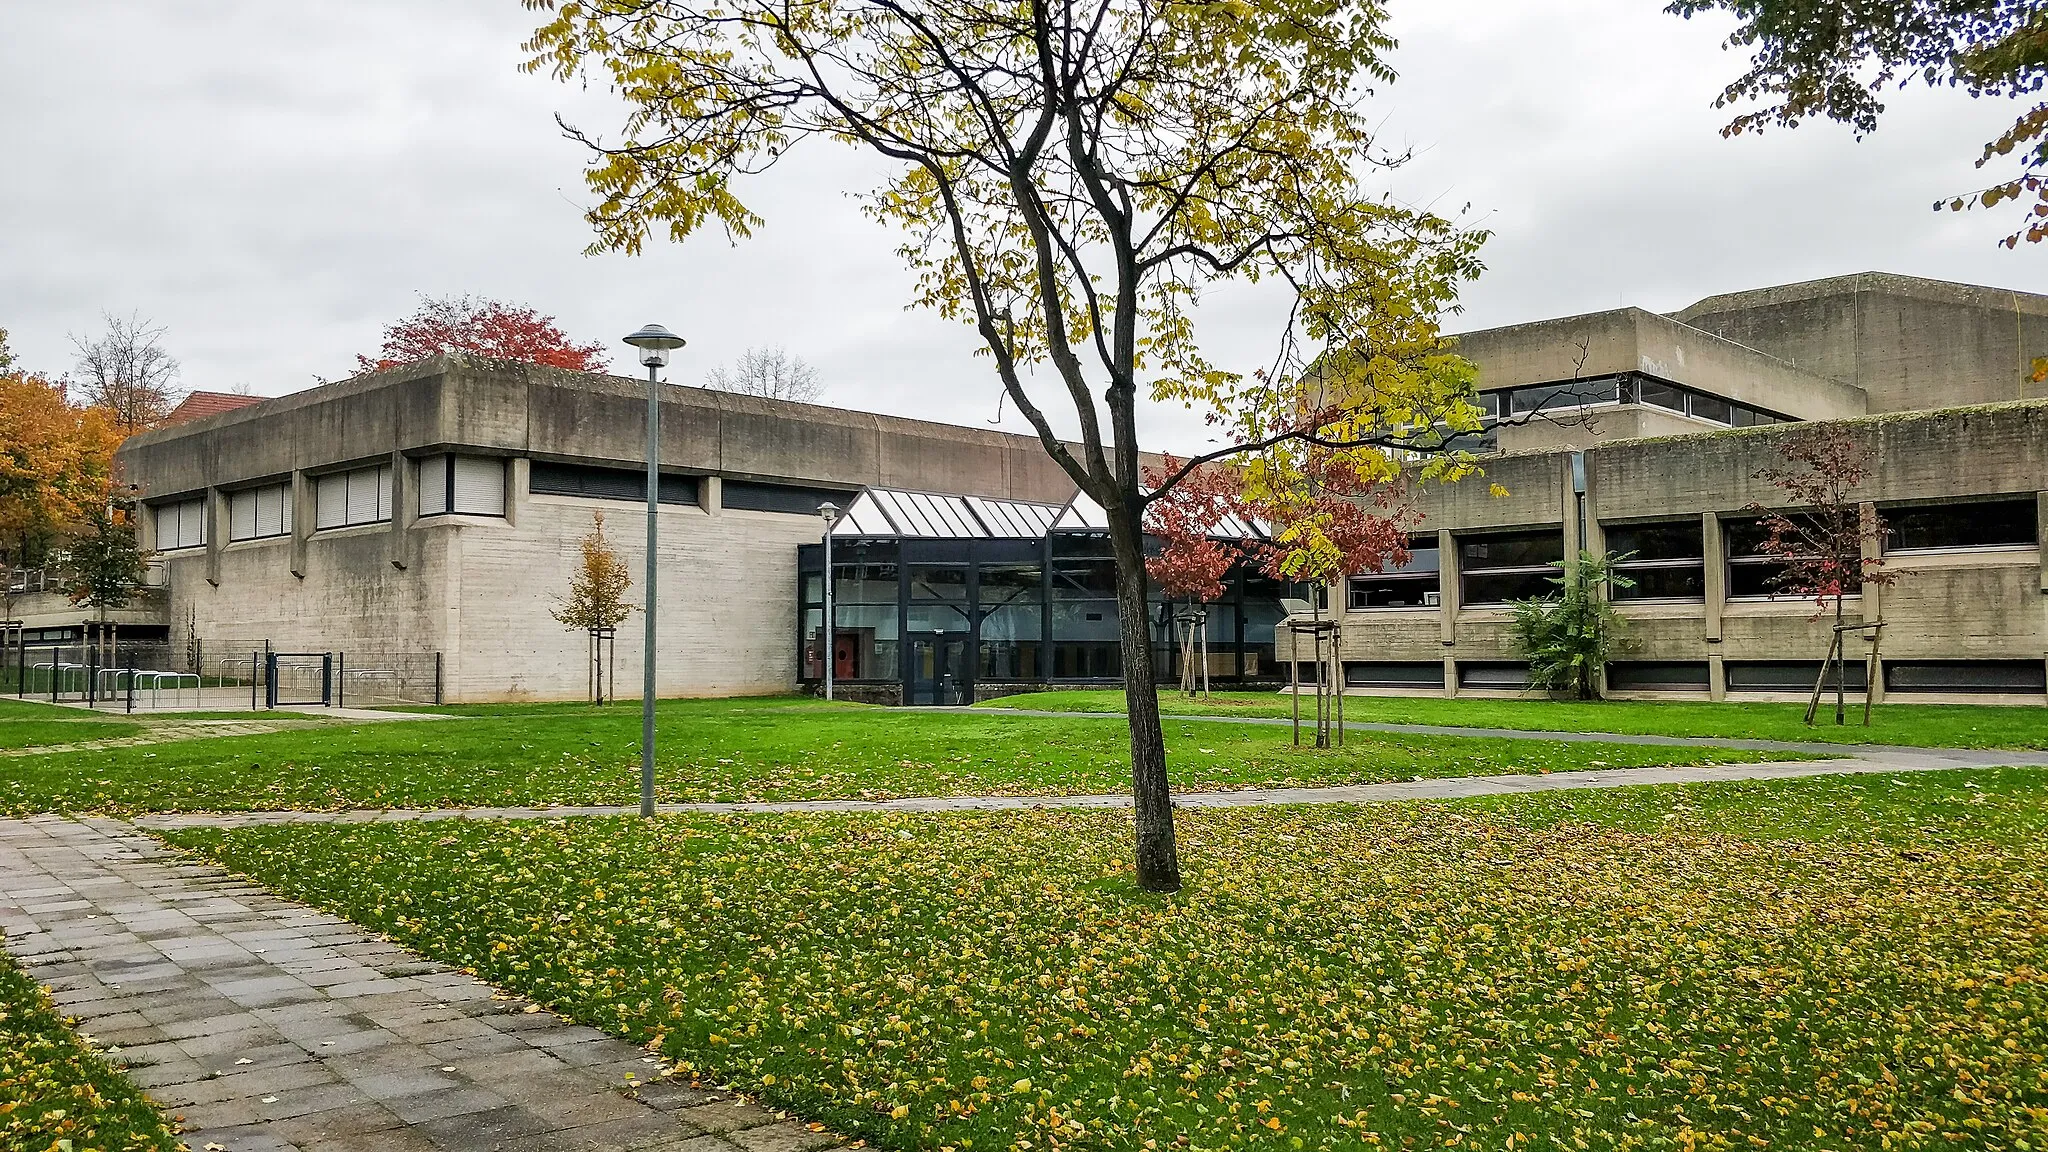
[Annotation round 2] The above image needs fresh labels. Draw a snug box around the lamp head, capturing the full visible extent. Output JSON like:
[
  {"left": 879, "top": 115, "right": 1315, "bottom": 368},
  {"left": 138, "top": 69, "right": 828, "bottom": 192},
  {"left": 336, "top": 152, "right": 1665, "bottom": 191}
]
[
  {"left": 622, "top": 323, "right": 686, "bottom": 367},
  {"left": 818, "top": 501, "right": 840, "bottom": 525}
]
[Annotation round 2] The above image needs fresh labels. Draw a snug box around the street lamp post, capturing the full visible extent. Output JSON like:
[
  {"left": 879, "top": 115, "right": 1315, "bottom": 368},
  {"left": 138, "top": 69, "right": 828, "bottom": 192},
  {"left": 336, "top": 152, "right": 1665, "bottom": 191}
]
[
  {"left": 622, "top": 323, "right": 686, "bottom": 818},
  {"left": 817, "top": 501, "right": 839, "bottom": 701}
]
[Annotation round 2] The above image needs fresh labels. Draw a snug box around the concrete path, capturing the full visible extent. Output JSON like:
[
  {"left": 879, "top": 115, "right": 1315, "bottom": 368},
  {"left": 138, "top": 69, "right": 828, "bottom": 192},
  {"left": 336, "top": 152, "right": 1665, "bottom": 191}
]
[
  {"left": 947, "top": 705, "right": 2048, "bottom": 759},
  {"left": 0, "top": 816, "right": 842, "bottom": 1152},
  {"left": 134, "top": 750, "right": 2048, "bottom": 832}
]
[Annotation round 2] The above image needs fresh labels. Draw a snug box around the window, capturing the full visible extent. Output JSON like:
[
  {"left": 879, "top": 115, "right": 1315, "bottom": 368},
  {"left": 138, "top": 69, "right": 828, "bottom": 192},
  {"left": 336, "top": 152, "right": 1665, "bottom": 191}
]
[
  {"left": 1344, "top": 661, "right": 1442, "bottom": 689},
  {"left": 529, "top": 461, "right": 697, "bottom": 505},
  {"left": 154, "top": 498, "right": 206, "bottom": 550},
  {"left": 1884, "top": 498, "right": 2037, "bottom": 553},
  {"left": 1458, "top": 662, "right": 1531, "bottom": 689},
  {"left": 1636, "top": 379, "right": 1685, "bottom": 413},
  {"left": 1885, "top": 660, "right": 2045, "bottom": 695},
  {"left": 723, "top": 480, "right": 852, "bottom": 515},
  {"left": 1721, "top": 516, "right": 1853, "bottom": 600},
  {"left": 418, "top": 455, "right": 507, "bottom": 517},
  {"left": 1604, "top": 521, "right": 1704, "bottom": 601},
  {"left": 978, "top": 563, "right": 1043, "bottom": 681},
  {"left": 1726, "top": 660, "right": 1866, "bottom": 693},
  {"left": 1605, "top": 661, "right": 1709, "bottom": 691},
  {"left": 1686, "top": 393, "right": 1733, "bottom": 425},
  {"left": 825, "top": 561, "right": 901, "bottom": 680},
  {"left": 315, "top": 465, "right": 391, "bottom": 530},
  {"left": 907, "top": 565, "right": 971, "bottom": 634},
  {"left": 227, "top": 483, "right": 293, "bottom": 542},
  {"left": 1458, "top": 529, "right": 1563, "bottom": 605},
  {"left": 1347, "top": 538, "right": 1441, "bottom": 608},
  {"left": 1506, "top": 376, "right": 1623, "bottom": 415}
]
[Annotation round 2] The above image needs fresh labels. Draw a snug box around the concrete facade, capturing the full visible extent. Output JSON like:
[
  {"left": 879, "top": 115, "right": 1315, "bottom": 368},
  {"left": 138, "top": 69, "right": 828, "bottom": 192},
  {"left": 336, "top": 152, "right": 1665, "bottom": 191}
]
[
  {"left": 117, "top": 356, "right": 1084, "bottom": 702},
  {"left": 1294, "top": 401, "right": 2048, "bottom": 705},
  {"left": 115, "top": 271, "right": 2048, "bottom": 706}
]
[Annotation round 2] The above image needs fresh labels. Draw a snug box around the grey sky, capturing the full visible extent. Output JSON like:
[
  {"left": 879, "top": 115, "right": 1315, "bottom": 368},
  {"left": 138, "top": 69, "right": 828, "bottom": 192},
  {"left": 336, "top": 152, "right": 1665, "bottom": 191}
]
[{"left": 2, "top": 1, "right": 2040, "bottom": 453}]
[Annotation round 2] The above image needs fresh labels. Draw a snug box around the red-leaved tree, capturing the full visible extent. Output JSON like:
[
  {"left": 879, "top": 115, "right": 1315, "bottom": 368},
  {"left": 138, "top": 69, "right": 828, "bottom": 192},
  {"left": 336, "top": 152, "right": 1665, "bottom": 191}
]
[
  {"left": 1145, "top": 453, "right": 1417, "bottom": 716},
  {"left": 1747, "top": 424, "right": 1899, "bottom": 726},
  {"left": 357, "top": 296, "right": 609, "bottom": 374}
]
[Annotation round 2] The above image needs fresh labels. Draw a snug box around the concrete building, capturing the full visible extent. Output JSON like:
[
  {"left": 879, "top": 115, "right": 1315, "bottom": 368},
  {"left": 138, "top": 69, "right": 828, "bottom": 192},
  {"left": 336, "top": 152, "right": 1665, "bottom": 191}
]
[
  {"left": 116, "top": 356, "right": 1087, "bottom": 702},
  {"left": 1301, "top": 271, "right": 2048, "bottom": 705},
  {"left": 113, "top": 271, "right": 2048, "bottom": 705}
]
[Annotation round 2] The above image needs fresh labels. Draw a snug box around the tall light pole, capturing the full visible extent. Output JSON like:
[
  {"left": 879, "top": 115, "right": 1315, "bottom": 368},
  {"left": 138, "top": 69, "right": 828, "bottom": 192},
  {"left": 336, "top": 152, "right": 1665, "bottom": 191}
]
[
  {"left": 817, "top": 501, "right": 839, "bottom": 701},
  {"left": 622, "top": 323, "right": 686, "bottom": 818}
]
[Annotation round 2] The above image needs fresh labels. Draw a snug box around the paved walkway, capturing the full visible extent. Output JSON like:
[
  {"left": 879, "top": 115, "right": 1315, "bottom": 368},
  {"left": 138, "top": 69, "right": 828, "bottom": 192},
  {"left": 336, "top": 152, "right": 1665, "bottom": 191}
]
[
  {"left": 0, "top": 816, "right": 841, "bottom": 1152},
  {"left": 941, "top": 705, "right": 2048, "bottom": 760},
  {"left": 133, "top": 749, "right": 2048, "bottom": 831}
]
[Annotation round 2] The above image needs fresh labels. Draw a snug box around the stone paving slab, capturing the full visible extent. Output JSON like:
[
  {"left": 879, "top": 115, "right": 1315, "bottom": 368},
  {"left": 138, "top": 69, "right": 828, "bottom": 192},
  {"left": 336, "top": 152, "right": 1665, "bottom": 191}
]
[
  {"left": 0, "top": 816, "right": 841, "bottom": 1152},
  {"left": 130, "top": 751, "right": 2041, "bottom": 831}
]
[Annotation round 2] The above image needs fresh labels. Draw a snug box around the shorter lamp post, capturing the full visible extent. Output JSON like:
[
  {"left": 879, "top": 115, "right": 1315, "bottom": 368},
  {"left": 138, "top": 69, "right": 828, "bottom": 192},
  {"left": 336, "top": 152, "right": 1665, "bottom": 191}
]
[
  {"left": 622, "top": 322, "right": 686, "bottom": 819},
  {"left": 817, "top": 501, "right": 839, "bottom": 701}
]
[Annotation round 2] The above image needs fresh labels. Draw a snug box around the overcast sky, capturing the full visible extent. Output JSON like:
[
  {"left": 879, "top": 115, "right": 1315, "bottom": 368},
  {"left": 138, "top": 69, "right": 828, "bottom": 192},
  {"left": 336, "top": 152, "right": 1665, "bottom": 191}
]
[{"left": 2, "top": 1, "right": 2040, "bottom": 452}]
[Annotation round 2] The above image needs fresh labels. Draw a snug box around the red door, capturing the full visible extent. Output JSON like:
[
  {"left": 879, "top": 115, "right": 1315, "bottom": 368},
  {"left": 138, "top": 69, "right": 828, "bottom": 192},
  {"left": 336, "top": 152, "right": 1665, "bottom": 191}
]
[{"left": 833, "top": 632, "right": 859, "bottom": 680}]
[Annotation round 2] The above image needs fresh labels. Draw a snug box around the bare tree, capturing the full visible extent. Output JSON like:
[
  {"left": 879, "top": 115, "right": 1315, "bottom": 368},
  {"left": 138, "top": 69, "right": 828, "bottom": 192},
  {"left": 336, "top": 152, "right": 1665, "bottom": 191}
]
[
  {"left": 70, "top": 312, "right": 183, "bottom": 433},
  {"left": 704, "top": 346, "right": 824, "bottom": 404}
]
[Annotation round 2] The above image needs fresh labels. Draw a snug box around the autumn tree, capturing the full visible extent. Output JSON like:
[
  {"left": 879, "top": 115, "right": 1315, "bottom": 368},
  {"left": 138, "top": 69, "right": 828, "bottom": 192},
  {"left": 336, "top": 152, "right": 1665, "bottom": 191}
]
[
  {"left": 0, "top": 371, "right": 119, "bottom": 570},
  {"left": 1668, "top": 0, "right": 2048, "bottom": 246},
  {"left": 357, "top": 295, "right": 609, "bottom": 374},
  {"left": 526, "top": 0, "right": 1486, "bottom": 891},
  {"left": 70, "top": 312, "right": 182, "bottom": 433},
  {"left": 552, "top": 510, "right": 636, "bottom": 702},
  {"left": 705, "top": 346, "right": 825, "bottom": 403},
  {"left": 1748, "top": 424, "right": 1899, "bottom": 725}
]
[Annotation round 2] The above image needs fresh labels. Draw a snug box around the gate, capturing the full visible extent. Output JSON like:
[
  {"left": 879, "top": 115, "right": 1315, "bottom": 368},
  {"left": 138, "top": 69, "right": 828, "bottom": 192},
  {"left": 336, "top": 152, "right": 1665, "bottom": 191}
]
[{"left": 266, "top": 652, "right": 333, "bottom": 708}]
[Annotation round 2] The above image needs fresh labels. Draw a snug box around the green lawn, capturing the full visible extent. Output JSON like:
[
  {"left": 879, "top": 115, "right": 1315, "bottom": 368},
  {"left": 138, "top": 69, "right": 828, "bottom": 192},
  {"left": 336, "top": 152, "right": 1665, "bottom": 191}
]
[
  {"left": 0, "top": 695, "right": 144, "bottom": 748},
  {"left": 0, "top": 697, "right": 1793, "bottom": 815},
  {"left": 164, "top": 765, "right": 2048, "bottom": 1152},
  {"left": 0, "top": 953, "right": 182, "bottom": 1151},
  {"left": 983, "top": 688, "right": 2048, "bottom": 749}
]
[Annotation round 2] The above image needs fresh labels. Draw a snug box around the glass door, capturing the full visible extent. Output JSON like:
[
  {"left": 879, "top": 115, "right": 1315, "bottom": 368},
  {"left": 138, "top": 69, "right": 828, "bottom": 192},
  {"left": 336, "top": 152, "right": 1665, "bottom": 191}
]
[{"left": 907, "top": 633, "right": 972, "bottom": 705}]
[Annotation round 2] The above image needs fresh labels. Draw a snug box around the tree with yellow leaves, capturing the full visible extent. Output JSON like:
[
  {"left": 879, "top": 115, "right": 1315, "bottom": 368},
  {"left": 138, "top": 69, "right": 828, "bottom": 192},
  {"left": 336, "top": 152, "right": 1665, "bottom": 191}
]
[
  {"left": 524, "top": 0, "right": 1488, "bottom": 890},
  {"left": 552, "top": 510, "right": 636, "bottom": 703}
]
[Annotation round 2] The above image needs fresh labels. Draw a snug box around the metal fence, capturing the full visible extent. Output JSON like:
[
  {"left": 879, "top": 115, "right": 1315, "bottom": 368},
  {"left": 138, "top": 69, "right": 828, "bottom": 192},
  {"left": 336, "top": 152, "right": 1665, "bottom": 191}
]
[{"left": 0, "top": 638, "right": 443, "bottom": 711}]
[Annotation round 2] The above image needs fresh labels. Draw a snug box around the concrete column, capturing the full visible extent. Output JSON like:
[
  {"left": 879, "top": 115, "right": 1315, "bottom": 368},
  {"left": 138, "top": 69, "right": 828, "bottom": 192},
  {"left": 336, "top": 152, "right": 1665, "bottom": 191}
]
[
  {"left": 1701, "top": 512, "right": 1725, "bottom": 643},
  {"left": 701, "top": 475, "right": 723, "bottom": 515},
  {"left": 1438, "top": 528, "right": 1458, "bottom": 697},
  {"left": 506, "top": 458, "right": 530, "bottom": 528},
  {"left": 387, "top": 451, "right": 412, "bottom": 571},
  {"left": 204, "top": 487, "right": 224, "bottom": 587},
  {"left": 1702, "top": 511, "right": 1725, "bottom": 700},
  {"left": 289, "top": 471, "right": 312, "bottom": 580}
]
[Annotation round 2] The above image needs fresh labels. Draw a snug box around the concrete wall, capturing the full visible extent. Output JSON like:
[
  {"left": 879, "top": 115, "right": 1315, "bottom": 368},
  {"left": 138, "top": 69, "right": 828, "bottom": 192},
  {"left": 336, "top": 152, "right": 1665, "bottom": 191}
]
[
  {"left": 117, "top": 356, "right": 1095, "bottom": 702},
  {"left": 1315, "top": 399, "right": 2048, "bottom": 704},
  {"left": 1456, "top": 307, "right": 1868, "bottom": 418},
  {"left": 1675, "top": 272, "right": 2048, "bottom": 413}
]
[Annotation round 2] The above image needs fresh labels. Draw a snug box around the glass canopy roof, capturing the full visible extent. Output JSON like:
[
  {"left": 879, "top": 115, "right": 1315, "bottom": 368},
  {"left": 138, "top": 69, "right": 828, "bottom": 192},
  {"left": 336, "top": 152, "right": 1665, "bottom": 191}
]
[{"left": 829, "top": 487, "right": 1265, "bottom": 541}]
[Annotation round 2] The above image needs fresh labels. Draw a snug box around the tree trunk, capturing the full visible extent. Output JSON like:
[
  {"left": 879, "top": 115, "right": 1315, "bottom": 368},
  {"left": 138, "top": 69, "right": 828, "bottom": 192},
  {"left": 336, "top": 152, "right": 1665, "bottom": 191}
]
[{"left": 1108, "top": 507, "right": 1181, "bottom": 894}]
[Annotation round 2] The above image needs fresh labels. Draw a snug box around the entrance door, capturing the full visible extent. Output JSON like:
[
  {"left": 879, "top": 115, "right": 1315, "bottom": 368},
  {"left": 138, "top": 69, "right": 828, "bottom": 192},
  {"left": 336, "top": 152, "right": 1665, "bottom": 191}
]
[
  {"left": 907, "top": 633, "right": 971, "bottom": 705},
  {"left": 833, "top": 631, "right": 860, "bottom": 680}
]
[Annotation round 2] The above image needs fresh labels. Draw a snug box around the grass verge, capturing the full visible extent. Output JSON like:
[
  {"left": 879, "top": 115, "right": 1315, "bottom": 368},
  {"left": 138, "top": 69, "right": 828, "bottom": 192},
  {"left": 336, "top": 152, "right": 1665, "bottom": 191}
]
[
  {"left": 0, "top": 698, "right": 1796, "bottom": 815},
  {"left": 165, "top": 766, "right": 2048, "bottom": 1151},
  {"left": 982, "top": 688, "right": 2048, "bottom": 749},
  {"left": 0, "top": 953, "right": 182, "bottom": 1150}
]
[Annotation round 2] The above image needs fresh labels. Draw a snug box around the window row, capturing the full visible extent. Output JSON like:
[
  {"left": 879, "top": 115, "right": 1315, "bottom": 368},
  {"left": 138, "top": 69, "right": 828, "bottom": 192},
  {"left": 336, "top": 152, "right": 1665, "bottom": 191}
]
[
  {"left": 1326, "top": 659, "right": 2045, "bottom": 695},
  {"left": 1462, "top": 373, "right": 1794, "bottom": 444},
  {"left": 1340, "top": 497, "right": 2040, "bottom": 609}
]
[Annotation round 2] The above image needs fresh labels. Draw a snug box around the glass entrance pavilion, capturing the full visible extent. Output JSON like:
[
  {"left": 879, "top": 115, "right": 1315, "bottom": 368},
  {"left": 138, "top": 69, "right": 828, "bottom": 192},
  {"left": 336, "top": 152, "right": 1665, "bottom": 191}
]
[{"left": 796, "top": 487, "right": 1293, "bottom": 704}]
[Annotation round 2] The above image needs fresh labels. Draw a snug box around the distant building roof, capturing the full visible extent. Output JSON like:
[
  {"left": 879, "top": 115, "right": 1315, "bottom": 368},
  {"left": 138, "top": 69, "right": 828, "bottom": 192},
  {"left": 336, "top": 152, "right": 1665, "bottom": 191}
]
[{"left": 161, "top": 391, "right": 263, "bottom": 427}]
